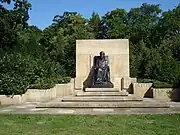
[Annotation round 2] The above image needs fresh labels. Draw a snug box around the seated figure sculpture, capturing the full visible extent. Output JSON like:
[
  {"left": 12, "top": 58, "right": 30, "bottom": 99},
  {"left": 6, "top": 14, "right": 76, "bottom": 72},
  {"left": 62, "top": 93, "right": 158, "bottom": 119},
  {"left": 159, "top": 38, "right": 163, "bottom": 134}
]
[{"left": 91, "top": 51, "right": 114, "bottom": 88}]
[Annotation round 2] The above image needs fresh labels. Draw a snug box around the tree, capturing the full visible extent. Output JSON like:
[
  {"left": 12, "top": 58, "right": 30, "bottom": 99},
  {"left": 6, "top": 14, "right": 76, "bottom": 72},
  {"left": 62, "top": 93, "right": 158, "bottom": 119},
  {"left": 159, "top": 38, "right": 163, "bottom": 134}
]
[
  {"left": 88, "top": 12, "right": 103, "bottom": 39},
  {"left": 16, "top": 25, "right": 42, "bottom": 57},
  {"left": 159, "top": 4, "right": 180, "bottom": 38},
  {"left": 127, "top": 3, "right": 162, "bottom": 47},
  {"left": 0, "top": 0, "right": 31, "bottom": 50},
  {"left": 41, "top": 12, "right": 94, "bottom": 77},
  {"left": 101, "top": 8, "right": 127, "bottom": 39}
]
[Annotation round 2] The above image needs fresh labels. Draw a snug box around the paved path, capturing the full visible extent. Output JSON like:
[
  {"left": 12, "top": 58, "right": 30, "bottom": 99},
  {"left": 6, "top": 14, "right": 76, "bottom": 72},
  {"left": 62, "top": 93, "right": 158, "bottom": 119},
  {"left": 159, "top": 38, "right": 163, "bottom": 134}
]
[{"left": 1, "top": 101, "right": 180, "bottom": 115}]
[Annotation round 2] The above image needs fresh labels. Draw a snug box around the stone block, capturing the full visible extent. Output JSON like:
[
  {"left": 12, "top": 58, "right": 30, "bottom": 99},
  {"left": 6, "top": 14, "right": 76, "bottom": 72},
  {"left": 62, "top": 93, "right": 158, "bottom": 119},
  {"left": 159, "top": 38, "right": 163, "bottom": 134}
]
[
  {"left": 153, "top": 88, "right": 172, "bottom": 101},
  {"left": 75, "top": 77, "right": 85, "bottom": 90},
  {"left": 85, "top": 88, "right": 119, "bottom": 92},
  {"left": 121, "top": 77, "right": 137, "bottom": 92},
  {"left": 0, "top": 95, "right": 22, "bottom": 105},
  {"left": 111, "top": 77, "right": 122, "bottom": 91},
  {"left": 56, "top": 83, "right": 74, "bottom": 97},
  {"left": 133, "top": 83, "right": 152, "bottom": 98}
]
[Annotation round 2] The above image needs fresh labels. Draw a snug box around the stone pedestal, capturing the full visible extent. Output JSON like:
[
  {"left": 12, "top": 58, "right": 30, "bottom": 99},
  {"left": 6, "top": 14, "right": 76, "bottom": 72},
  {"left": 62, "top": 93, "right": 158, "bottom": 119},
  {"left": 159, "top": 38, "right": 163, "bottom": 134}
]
[{"left": 91, "top": 82, "right": 114, "bottom": 88}]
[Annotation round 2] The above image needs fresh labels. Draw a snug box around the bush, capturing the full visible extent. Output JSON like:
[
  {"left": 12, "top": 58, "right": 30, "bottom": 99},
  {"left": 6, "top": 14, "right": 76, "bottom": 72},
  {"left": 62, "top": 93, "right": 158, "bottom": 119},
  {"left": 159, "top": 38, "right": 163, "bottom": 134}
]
[
  {"left": 28, "top": 76, "right": 71, "bottom": 89},
  {"left": 62, "top": 77, "right": 71, "bottom": 83},
  {"left": 152, "top": 81, "right": 173, "bottom": 88},
  {"left": 137, "top": 78, "right": 173, "bottom": 88},
  {"left": 28, "top": 84, "right": 55, "bottom": 89},
  {"left": 0, "top": 53, "right": 30, "bottom": 95},
  {"left": 0, "top": 74, "right": 29, "bottom": 95},
  {"left": 0, "top": 53, "right": 68, "bottom": 95},
  {"left": 137, "top": 78, "right": 155, "bottom": 83}
]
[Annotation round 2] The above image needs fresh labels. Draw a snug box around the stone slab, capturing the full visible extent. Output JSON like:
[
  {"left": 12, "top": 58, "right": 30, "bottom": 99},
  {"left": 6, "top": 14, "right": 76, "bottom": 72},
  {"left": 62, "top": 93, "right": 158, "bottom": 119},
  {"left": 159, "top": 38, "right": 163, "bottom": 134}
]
[
  {"left": 37, "top": 101, "right": 170, "bottom": 108},
  {"left": 61, "top": 96, "right": 143, "bottom": 102},
  {"left": 29, "top": 108, "right": 48, "bottom": 111},
  {"left": 85, "top": 88, "right": 119, "bottom": 92},
  {"left": 0, "top": 109, "right": 14, "bottom": 112},
  {"left": 93, "top": 108, "right": 114, "bottom": 113},
  {"left": 1, "top": 101, "right": 180, "bottom": 114},
  {"left": 58, "top": 109, "right": 75, "bottom": 114},
  {"left": 76, "top": 91, "right": 128, "bottom": 96}
]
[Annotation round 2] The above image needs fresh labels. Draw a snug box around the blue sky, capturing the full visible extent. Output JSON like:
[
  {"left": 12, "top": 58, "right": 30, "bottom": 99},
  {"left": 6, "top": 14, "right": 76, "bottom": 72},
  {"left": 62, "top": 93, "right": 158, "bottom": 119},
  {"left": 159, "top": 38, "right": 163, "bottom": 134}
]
[{"left": 20, "top": 0, "right": 180, "bottom": 29}]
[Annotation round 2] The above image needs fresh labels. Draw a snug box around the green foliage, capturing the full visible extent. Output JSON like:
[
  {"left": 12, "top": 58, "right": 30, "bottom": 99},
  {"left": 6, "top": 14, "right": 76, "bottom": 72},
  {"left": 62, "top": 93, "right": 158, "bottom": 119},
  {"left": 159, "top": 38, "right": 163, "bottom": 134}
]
[
  {"left": 0, "top": 53, "right": 30, "bottom": 95},
  {"left": 28, "top": 77, "right": 71, "bottom": 89},
  {"left": 0, "top": 0, "right": 31, "bottom": 50},
  {"left": 41, "top": 12, "right": 94, "bottom": 77},
  {"left": 137, "top": 79, "right": 173, "bottom": 88},
  {"left": 1, "top": 2, "right": 180, "bottom": 95},
  {"left": 153, "top": 81, "right": 173, "bottom": 88},
  {"left": 89, "top": 12, "right": 103, "bottom": 39},
  {"left": 28, "top": 84, "right": 55, "bottom": 90},
  {"left": 102, "top": 8, "right": 127, "bottom": 39},
  {"left": 62, "top": 77, "right": 71, "bottom": 83},
  {"left": 0, "top": 53, "right": 67, "bottom": 95}
]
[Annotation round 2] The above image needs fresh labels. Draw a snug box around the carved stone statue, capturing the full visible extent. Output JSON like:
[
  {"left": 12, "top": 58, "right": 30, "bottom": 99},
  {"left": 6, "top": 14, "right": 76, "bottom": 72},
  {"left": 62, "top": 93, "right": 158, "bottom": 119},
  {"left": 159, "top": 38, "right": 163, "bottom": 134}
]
[{"left": 91, "top": 51, "right": 113, "bottom": 88}]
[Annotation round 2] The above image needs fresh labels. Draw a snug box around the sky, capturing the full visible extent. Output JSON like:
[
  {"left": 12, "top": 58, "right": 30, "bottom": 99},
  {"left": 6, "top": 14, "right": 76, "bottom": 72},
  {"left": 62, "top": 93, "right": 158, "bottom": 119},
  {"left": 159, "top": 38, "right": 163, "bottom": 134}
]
[{"left": 22, "top": 0, "right": 180, "bottom": 29}]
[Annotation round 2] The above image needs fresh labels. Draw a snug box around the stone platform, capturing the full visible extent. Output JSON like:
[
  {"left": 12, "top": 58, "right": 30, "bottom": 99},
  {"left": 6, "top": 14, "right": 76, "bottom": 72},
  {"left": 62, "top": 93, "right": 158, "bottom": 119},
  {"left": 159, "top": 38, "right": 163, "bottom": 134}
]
[
  {"left": 37, "top": 100, "right": 170, "bottom": 108},
  {"left": 36, "top": 88, "right": 171, "bottom": 108},
  {"left": 76, "top": 91, "right": 128, "bottom": 96},
  {"left": 1, "top": 100, "right": 180, "bottom": 114},
  {"left": 61, "top": 96, "right": 142, "bottom": 102}
]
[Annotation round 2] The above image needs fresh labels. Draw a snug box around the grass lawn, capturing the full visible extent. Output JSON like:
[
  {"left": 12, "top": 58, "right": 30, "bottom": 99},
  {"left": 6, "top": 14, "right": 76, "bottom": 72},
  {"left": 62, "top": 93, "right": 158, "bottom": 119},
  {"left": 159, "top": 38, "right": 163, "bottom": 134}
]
[{"left": 0, "top": 114, "right": 180, "bottom": 135}]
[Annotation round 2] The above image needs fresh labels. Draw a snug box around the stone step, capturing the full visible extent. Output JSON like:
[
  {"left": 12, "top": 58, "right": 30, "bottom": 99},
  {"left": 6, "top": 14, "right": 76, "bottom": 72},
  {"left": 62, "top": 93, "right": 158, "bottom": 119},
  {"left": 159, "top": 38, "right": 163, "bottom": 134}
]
[
  {"left": 85, "top": 88, "right": 119, "bottom": 92},
  {"left": 76, "top": 91, "right": 128, "bottom": 96},
  {"left": 37, "top": 101, "right": 170, "bottom": 108},
  {"left": 62, "top": 96, "right": 142, "bottom": 102}
]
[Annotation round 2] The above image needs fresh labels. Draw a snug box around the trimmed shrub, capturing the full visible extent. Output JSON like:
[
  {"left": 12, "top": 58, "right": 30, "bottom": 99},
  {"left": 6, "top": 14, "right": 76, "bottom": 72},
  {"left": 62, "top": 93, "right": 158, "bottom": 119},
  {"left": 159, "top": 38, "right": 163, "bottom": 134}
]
[
  {"left": 28, "top": 84, "right": 55, "bottom": 89},
  {"left": 28, "top": 77, "right": 71, "bottom": 89},
  {"left": 137, "top": 78, "right": 173, "bottom": 88},
  {"left": 0, "top": 53, "right": 68, "bottom": 95},
  {"left": 152, "top": 81, "right": 173, "bottom": 88}
]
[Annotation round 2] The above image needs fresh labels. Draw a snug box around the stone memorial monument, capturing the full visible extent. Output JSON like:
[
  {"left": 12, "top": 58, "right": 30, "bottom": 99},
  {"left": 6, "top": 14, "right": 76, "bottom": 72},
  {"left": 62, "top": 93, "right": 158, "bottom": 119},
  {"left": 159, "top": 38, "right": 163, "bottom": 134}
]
[{"left": 75, "top": 39, "right": 131, "bottom": 91}]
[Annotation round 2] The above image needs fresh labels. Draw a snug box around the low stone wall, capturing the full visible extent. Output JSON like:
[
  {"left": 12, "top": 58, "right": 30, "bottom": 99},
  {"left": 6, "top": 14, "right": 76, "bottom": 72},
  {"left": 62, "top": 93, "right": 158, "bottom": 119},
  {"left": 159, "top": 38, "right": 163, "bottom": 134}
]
[
  {"left": 133, "top": 83, "right": 153, "bottom": 98},
  {"left": 25, "top": 87, "right": 56, "bottom": 102},
  {"left": 153, "top": 88, "right": 180, "bottom": 101},
  {"left": 0, "top": 95, "right": 23, "bottom": 105},
  {"left": 0, "top": 79, "right": 75, "bottom": 105},
  {"left": 153, "top": 88, "right": 171, "bottom": 101}
]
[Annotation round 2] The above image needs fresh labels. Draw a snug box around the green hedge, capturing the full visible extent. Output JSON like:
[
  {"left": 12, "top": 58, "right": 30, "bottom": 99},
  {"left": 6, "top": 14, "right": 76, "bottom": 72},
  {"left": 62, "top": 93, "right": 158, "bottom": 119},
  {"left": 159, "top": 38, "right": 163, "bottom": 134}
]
[
  {"left": 0, "top": 53, "right": 71, "bottom": 95},
  {"left": 28, "top": 84, "right": 55, "bottom": 89},
  {"left": 28, "top": 77, "right": 71, "bottom": 89},
  {"left": 137, "top": 79, "right": 173, "bottom": 88},
  {"left": 153, "top": 81, "right": 173, "bottom": 88}
]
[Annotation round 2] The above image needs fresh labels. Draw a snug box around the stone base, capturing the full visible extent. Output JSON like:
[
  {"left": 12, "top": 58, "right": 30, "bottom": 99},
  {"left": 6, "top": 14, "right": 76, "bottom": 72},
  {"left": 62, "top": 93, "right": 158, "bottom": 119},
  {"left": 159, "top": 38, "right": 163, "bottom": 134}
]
[
  {"left": 91, "top": 82, "right": 114, "bottom": 88},
  {"left": 85, "top": 88, "right": 119, "bottom": 92}
]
